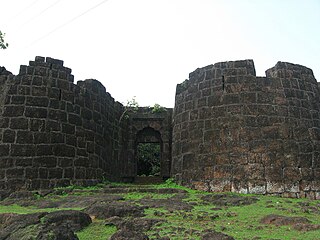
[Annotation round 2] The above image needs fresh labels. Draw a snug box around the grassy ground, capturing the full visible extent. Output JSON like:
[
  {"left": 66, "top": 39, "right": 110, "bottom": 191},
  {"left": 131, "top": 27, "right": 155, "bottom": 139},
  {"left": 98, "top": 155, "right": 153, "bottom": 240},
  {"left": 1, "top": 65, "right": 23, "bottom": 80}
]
[{"left": 0, "top": 180, "right": 319, "bottom": 239}]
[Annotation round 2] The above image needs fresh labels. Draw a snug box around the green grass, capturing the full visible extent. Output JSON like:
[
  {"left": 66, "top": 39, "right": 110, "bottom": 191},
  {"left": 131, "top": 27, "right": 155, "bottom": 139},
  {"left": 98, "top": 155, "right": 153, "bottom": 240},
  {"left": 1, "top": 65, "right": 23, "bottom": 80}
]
[
  {"left": 142, "top": 179, "right": 320, "bottom": 239},
  {"left": 124, "top": 192, "right": 176, "bottom": 200},
  {"left": 76, "top": 220, "right": 117, "bottom": 240},
  {"left": 1, "top": 179, "right": 320, "bottom": 240},
  {"left": 0, "top": 204, "right": 83, "bottom": 214}
]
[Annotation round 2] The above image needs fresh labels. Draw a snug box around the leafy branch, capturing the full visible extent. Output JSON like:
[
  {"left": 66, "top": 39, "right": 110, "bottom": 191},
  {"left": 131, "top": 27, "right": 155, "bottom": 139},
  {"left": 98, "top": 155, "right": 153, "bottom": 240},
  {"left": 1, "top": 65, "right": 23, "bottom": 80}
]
[
  {"left": 152, "top": 103, "right": 166, "bottom": 113},
  {"left": 0, "top": 31, "right": 9, "bottom": 49},
  {"left": 119, "top": 96, "right": 139, "bottom": 122}
]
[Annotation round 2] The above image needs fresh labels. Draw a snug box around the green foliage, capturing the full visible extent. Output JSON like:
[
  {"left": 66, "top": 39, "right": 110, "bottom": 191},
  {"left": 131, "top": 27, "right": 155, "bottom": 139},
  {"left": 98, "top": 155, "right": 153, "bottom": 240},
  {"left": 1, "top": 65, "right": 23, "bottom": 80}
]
[
  {"left": 0, "top": 31, "right": 9, "bottom": 49},
  {"left": 76, "top": 220, "right": 117, "bottom": 240},
  {"left": 126, "top": 96, "right": 139, "bottom": 111},
  {"left": 151, "top": 103, "right": 166, "bottom": 113},
  {"left": 137, "top": 143, "right": 161, "bottom": 176},
  {"left": 119, "top": 96, "right": 139, "bottom": 122}
]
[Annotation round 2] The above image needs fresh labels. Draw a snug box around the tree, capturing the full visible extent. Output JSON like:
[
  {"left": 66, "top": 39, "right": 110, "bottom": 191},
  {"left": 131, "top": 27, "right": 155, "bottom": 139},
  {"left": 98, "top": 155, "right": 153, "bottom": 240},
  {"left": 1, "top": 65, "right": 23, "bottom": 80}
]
[
  {"left": 0, "top": 31, "right": 9, "bottom": 49},
  {"left": 137, "top": 143, "right": 161, "bottom": 176}
]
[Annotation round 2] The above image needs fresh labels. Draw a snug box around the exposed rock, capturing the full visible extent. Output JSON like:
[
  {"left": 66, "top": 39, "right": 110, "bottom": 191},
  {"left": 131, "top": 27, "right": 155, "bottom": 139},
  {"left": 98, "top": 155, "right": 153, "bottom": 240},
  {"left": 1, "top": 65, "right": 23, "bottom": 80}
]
[
  {"left": 110, "top": 229, "right": 149, "bottom": 240},
  {"left": 201, "top": 194, "right": 259, "bottom": 206},
  {"left": 108, "top": 217, "right": 163, "bottom": 240},
  {"left": 8, "top": 190, "right": 36, "bottom": 200},
  {"left": 0, "top": 210, "right": 91, "bottom": 240},
  {"left": 260, "top": 214, "right": 310, "bottom": 226},
  {"left": 260, "top": 214, "right": 320, "bottom": 232},
  {"left": 0, "top": 212, "right": 47, "bottom": 239},
  {"left": 201, "top": 229, "right": 235, "bottom": 240},
  {"left": 0, "top": 190, "right": 11, "bottom": 201},
  {"left": 84, "top": 202, "right": 147, "bottom": 219},
  {"left": 43, "top": 210, "right": 92, "bottom": 231}
]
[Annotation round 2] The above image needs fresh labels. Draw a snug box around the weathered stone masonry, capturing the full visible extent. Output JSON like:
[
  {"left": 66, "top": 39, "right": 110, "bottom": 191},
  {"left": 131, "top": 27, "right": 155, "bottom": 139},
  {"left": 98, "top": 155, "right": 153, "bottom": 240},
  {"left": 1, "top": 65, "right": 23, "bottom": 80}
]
[
  {"left": 172, "top": 60, "right": 320, "bottom": 199},
  {"left": 0, "top": 57, "right": 130, "bottom": 190},
  {"left": 1, "top": 56, "right": 319, "bottom": 199},
  {"left": 0, "top": 56, "right": 172, "bottom": 190}
]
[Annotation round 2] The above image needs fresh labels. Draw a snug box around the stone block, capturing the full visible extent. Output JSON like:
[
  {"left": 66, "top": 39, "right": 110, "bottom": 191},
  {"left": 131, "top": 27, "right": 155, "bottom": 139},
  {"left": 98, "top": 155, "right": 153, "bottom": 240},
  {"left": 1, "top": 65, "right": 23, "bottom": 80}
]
[
  {"left": 34, "top": 132, "right": 50, "bottom": 144},
  {"left": 53, "top": 144, "right": 75, "bottom": 157},
  {"left": 15, "top": 158, "right": 33, "bottom": 167},
  {"left": 248, "top": 181, "right": 266, "bottom": 194},
  {"left": 62, "top": 123, "right": 75, "bottom": 134},
  {"left": 48, "top": 168, "right": 63, "bottom": 179},
  {"left": 36, "top": 145, "right": 53, "bottom": 156},
  {"left": 3, "top": 106, "right": 25, "bottom": 117},
  {"left": 26, "top": 96, "right": 49, "bottom": 107},
  {"left": 74, "top": 157, "right": 89, "bottom": 167},
  {"left": 33, "top": 157, "right": 57, "bottom": 168},
  {"left": 58, "top": 158, "right": 73, "bottom": 167},
  {"left": 6, "top": 168, "right": 24, "bottom": 179},
  {"left": 66, "top": 135, "right": 76, "bottom": 146},
  {"left": 38, "top": 168, "right": 48, "bottom": 178},
  {"left": 25, "top": 168, "right": 38, "bottom": 179},
  {"left": 31, "top": 86, "right": 46, "bottom": 96},
  {"left": 68, "top": 113, "right": 82, "bottom": 126},
  {"left": 30, "top": 119, "right": 46, "bottom": 132},
  {"left": 11, "top": 95, "right": 26, "bottom": 104},
  {"left": 25, "top": 107, "right": 47, "bottom": 118},
  {"left": 16, "top": 131, "right": 34, "bottom": 144},
  {"left": 50, "top": 132, "right": 65, "bottom": 143},
  {"left": 75, "top": 167, "right": 86, "bottom": 179},
  {"left": 11, "top": 144, "right": 35, "bottom": 157},
  {"left": 48, "top": 109, "right": 67, "bottom": 122},
  {"left": 63, "top": 168, "right": 74, "bottom": 178},
  {"left": 2, "top": 130, "right": 15, "bottom": 143},
  {"left": 10, "top": 118, "right": 28, "bottom": 129},
  {"left": 6, "top": 179, "right": 25, "bottom": 191}
]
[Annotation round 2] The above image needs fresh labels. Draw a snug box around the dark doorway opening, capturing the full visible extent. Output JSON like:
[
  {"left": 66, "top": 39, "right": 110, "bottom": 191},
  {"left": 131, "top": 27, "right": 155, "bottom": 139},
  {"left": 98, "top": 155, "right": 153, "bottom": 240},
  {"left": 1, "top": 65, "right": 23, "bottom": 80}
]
[{"left": 137, "top": 143, "right": 161, "bottom": 176}]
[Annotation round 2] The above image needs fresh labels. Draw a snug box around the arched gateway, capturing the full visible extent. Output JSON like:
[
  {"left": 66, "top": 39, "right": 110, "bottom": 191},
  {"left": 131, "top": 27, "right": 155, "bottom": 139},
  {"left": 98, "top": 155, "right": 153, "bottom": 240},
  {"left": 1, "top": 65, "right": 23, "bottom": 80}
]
[{"left": 124, "top": 107, "right": 172, "bottom": 182}]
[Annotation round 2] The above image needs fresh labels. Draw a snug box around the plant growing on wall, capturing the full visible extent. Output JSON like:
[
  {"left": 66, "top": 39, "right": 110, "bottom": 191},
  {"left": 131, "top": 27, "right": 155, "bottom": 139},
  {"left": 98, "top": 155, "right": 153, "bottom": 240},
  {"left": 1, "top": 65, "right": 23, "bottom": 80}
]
[
  {"left": 0, "top": 31, "right": 9, "bottom": 49},
  {"left": 119, "top": 96, "right": 139, "bottom": 122},
  {"left": 152, "top": 103, "right": 166, "bottom": 113}
]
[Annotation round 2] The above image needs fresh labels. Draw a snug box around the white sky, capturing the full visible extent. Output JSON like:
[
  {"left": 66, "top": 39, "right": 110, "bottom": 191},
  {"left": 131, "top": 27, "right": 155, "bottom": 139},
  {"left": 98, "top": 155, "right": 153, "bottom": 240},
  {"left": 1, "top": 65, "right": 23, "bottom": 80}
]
[{"left": 0, "top": 0, "right": 319, "bottom": 107}]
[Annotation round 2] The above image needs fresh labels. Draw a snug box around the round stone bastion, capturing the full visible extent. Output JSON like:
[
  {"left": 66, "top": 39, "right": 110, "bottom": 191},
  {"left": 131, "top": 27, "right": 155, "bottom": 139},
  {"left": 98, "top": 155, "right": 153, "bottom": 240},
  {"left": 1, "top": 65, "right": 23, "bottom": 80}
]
[{"left": 172, "top": 60, "right": 320, "bottom": 199}]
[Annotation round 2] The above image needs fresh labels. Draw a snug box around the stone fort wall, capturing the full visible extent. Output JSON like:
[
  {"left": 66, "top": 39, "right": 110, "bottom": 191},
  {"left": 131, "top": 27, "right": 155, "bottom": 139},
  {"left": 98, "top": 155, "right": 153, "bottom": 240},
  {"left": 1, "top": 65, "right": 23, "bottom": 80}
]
[
  {"left": 1, "top": 56, "right": 319, "bottom": 199},
  {"left": 0, "top": 57, "right": 129, "bottom": 190},
  {"left": 172, "top": 60, "right": 320, "bottom": 198}
]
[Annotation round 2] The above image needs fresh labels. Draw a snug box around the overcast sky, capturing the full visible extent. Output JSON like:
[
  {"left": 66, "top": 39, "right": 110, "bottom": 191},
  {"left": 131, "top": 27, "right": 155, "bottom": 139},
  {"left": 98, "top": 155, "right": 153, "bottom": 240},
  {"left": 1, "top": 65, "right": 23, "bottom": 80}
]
[{"left": 1, "top": 0, "right": 319, "bottom": 107}]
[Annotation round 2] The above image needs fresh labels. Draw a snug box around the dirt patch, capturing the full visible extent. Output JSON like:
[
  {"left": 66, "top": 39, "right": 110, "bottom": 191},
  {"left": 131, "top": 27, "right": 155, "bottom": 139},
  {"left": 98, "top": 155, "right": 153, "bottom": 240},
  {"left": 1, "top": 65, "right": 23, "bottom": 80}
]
[{"left": 201, "top": 194, "right": 259, "bottom": 206}]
